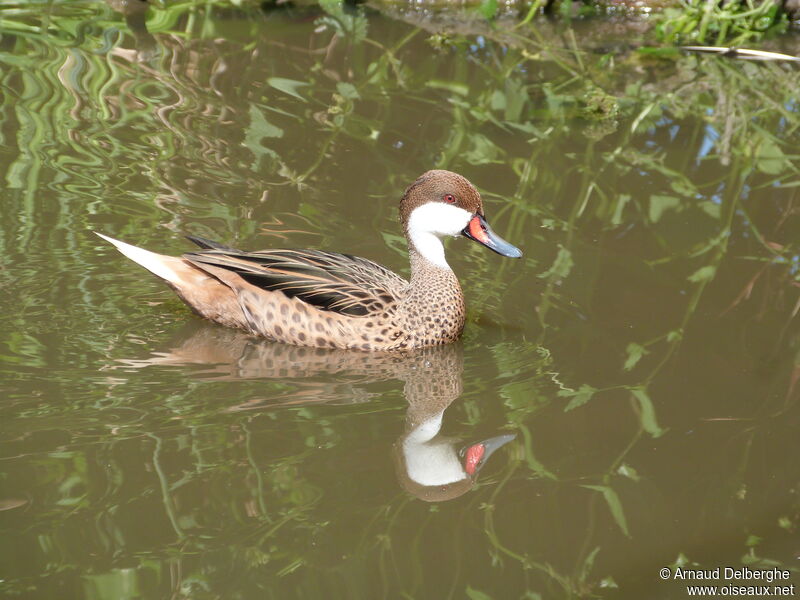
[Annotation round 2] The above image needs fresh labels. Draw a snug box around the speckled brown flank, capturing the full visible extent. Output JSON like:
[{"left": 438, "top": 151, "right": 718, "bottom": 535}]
[{"left": 101, "top": 170, "right": 510, "bottom": 352}]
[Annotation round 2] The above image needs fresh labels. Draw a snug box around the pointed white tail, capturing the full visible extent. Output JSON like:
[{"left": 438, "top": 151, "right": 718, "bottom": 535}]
[{"left": 94, "top": 231, "right": 187, "bottom": 285}]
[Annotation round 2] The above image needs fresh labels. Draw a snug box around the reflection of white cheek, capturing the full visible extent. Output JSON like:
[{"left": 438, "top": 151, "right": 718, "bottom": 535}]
[
  {"left": 403, "top": 442, "right": 466, "bottom": 486},
  {"left": 403, "top": 412, "right": 466, "bottom": 486}
]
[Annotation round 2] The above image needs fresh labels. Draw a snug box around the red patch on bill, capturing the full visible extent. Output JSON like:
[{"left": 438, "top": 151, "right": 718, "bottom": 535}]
[
  {"left": 468, "top": 216, "right": 489, "bottom": 244},
  {"left": 464, "top": 444, "right": 486, "bottom": 475}
]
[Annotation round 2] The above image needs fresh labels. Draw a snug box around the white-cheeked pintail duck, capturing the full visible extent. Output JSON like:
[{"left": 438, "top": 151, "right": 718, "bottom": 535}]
[{"left": 96, "top": 170, "right": 521, "bottom": 351}]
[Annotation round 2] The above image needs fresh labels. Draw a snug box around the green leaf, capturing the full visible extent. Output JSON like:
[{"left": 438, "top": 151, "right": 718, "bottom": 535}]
[
  {"left": 519, "top": 425, "right": 557, "bottom": 479},
  {"left": 631, "top": 388, "right": 665, "bottom": 438},
  {"left": 466, "top": 585, "right": 493, "bottom": 600},
  {"left": 477, "top": 0, "right": 498, "bottom": 20},
  {"left": 649, "top": 195, "right": 680, "bottom": 223},
  {"left": 636, "top": 46, "right": 681, "bottom": 57},
  {"left": 623, "top": 342, "right": 648, "bottom": 371},
  {"left": 616, "top": 463, "right": 641, "bottom": 481},
  {"left": 490, "top": 89, "right": 506, "bottom": 112},
  {"left": 582, "top": 484, "right": 630, "bottom": 537},
  {"left": 244, "top": 105, "right": 282, "bottom": 168},
  {"left": 580, "top": 546, "right": 601, "bottom": 580},
  {"left": 756, "top": 139, "right": 789, "bottom": 175},
  {"left": 336, "top": 82, "right": 360, "bottom": 100},
  {"left": 611, "top": 194, "right": 631, "bottom": 226},
  {"left": 745, "top": 534, "right": 762, "bottom": 547},
  {"left": 319, "top": 0, "right": 344, "bottom": 15},
  {"left": 82, "top": 569, "right": 140, "bottom": 599},
  {"left": 463, "top": 133, "right": 503, "bottom": 165},
  {"left": 700, "top": 201, "right": 721, "bottom": 219},
  {"left": 600, "top": 577, "right": 619, "bottom": 588},
  {"left": 558, "top": 384, "right": 597, "bottom": 411},
  {"left": 687, "top": 265, "right": 716, "bottom": 283},
  {"left": 538, "top": 245, "right": 573, "bottom": 280},
  {"left": 666, "top": 330, "right": 682, "bottom": 343},
  {"left": 315, "top": 4, "right": 368, "bottom": 40},
  {"left": 267, "top": 77, "right": 310, "bottom": 102},
  {"left": 247, "top": 105, "right": 283, "bottom": 139},
  {"left": 503, "top": 79, "right": 526, "bottom": 122},
  {"left": 674, "top": 553, "right": 691, "bottom": 568},
  {"left": 425, "top": 79, "right": 469, "bottom": 96},
  {"left": 506, "top": 121, "right": 544, "bottom": 137}
]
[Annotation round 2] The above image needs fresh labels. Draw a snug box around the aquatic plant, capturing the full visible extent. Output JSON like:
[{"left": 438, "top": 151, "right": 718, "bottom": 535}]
[{"left": 654, "top": 0, "right": 788, "bottom": 45}]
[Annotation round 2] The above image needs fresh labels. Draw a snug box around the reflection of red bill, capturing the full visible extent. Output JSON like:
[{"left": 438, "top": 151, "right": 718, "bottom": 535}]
[
  {"left": 467, "top": 216, "right": 489, "bottom": 245},
  {"left": 464, "top": 443, "right": 486, "bottom": 475}
]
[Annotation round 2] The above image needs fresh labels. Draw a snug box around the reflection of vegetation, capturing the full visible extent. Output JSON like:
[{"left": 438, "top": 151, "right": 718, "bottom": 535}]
[
  {"left": 655, "top": 0, "right": 787, "bottom": 45},
  {"left": 1, "top": 1, "right": 799, "bottom": 598}
]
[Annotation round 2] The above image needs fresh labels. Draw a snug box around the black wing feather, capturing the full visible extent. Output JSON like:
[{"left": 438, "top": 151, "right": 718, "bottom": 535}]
[{"left": 185, "top": 235, "right": 241, "bottom": 252}]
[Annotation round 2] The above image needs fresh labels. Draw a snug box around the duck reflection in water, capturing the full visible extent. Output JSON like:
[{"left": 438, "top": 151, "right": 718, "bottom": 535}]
[
  {"left": 105, "top": 0, "right": 158, "bottom": 61},
  {"left": 119, "top": 325, "right": 516, "bottom": 502}
]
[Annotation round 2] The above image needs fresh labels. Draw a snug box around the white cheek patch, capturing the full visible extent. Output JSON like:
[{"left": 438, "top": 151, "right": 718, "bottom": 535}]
[
  {"left": 407, "top": 203, "right": 473, "bottom": 270},
  {"left": 408, "top": 202, "right": 473, "bottom": 237}
]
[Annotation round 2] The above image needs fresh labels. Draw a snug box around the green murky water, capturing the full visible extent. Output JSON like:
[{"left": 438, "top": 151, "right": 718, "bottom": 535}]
[{"left": 1, "top": 2, "right": 800, "bottom": 598}]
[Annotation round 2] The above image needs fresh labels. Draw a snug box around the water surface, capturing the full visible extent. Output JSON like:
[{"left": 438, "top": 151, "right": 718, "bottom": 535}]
[{"left": 1, "top": 2, "right": 800, "bottom": 598}]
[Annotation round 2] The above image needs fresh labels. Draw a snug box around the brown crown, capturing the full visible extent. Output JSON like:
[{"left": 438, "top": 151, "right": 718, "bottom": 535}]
[{"left": 399, "top": 170, "right": 484, "bottom": 231}]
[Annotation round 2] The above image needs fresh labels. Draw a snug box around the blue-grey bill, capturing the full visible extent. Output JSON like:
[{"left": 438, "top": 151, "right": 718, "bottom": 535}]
[
  {"left": 479, "top": 433, "right": 517, "bottom": 461},
  {"left": 462, "top": 214, "right": 522, "bottom": 258}
]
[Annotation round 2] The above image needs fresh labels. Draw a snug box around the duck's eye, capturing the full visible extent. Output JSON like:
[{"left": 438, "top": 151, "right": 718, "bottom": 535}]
[{"left": 443, "top": 194, "right": 456, "bottom": 204}]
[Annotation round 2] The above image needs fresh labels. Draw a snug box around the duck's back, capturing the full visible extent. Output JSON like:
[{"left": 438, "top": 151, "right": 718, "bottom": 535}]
[
  {"left": 181, "top": 246, "right": 417, "bottom": 350},
  {"left": 185, "top": 247, "right": 408, "bottom": 316}
]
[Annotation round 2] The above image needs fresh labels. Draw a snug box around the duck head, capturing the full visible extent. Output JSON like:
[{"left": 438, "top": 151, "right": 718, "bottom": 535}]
[{"left": 400, "top": 170, "right": 522, "bottom": 269}]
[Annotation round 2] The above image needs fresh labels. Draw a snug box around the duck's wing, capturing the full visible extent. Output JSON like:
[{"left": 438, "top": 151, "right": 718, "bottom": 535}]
[
  {"left": 184, "top": 248, "right": 408, "bottom": 317},
  {"left": 185, "top": 235, "right": 241, "bottom": 252}
]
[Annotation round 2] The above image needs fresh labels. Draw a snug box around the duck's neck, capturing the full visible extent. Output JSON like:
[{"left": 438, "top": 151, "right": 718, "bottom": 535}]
[
  {"left": 408, "top": 245, "right": 454, "bottom": 282},
  {"left": 408, "top": 230, "right": 449, "bottom": 270},
  {"left": 404, "top": 244, "right": 466, "bottom": 342}
]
